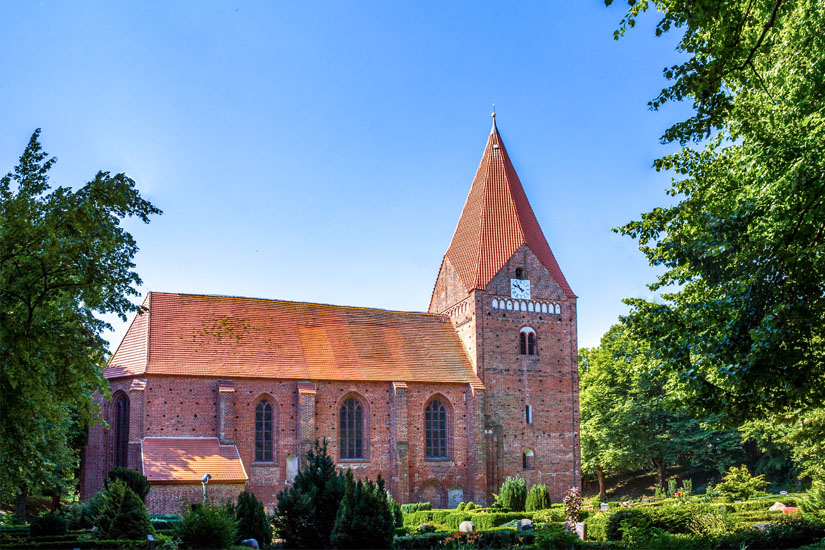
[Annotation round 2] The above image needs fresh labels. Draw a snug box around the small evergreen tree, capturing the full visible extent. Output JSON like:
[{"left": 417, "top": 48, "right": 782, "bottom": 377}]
[
  {"left": 525, "top": 483, "right": 551, "bottom": 511},
  {"left": 175, "top": 503, "right": 237, "bottom": 550},
  {"left": 496, "top": 477, "right": 527, "bottom": 512},
  {"left": 331, "top": 472, "right": 394, "bottom": 549},
  {"left": 234, "top": 491, "right": 271, "bottom": 547},
  {"left": 716, "top": 465, "right": 769, "bottom": 501},
  {"left": 273, "top": 441, "right": 345, "bottom": 549},
  {"left": 106, "top": 467, "right": 151, "bottom": 502},
  {"left": 95, "top": 479, "right": 152, "bottom": 540},
  {"left": 386, "top": 491, "right": 403, "bottom": 528}
]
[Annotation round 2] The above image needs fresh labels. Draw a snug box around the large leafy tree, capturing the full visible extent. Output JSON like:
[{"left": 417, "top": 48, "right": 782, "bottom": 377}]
[
  {"left": 0, "top": 130, "right": 160, "bottom": 516},
  {"left": 580, "top": 323, "right": 748, "bottom": 497},
  {"left": 606, "top": 0, "right": 825, "bottom": 423}
]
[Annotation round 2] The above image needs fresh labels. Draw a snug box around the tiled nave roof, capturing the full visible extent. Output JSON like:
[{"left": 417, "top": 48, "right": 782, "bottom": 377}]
[
  {"left": 441, "top": 118, "right": 575, "bottom": 298},
  {"left": 104, "top": 292, "right": 481, "bottom": 385},
  {"left": 141, "top": 437, "right": 247, "bottom": 484}
]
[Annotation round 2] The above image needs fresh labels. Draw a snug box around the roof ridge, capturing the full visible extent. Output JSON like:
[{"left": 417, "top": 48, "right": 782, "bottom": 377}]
[{"left": 146, "top": 291, "right": 443, "bottom": 317}]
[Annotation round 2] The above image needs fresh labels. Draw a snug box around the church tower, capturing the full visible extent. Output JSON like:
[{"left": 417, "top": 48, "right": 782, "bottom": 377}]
[{"left": 429, "top": 115, "right": 581, "bottom": 501}]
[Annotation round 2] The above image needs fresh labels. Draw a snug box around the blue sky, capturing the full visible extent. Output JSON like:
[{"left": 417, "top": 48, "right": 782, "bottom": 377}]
[{"left": 1, "top": 1, "right": 690, "bottom": 350}]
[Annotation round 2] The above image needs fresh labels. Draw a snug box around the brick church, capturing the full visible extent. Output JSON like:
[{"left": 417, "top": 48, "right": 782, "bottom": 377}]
[{"left": 81, "top": 116, "right": 581, "bottom": 514}]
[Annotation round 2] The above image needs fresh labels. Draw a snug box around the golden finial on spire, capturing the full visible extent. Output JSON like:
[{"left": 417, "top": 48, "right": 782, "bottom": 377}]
[{"left": 492, "top": 103, "right": 496, "bottom": 118}]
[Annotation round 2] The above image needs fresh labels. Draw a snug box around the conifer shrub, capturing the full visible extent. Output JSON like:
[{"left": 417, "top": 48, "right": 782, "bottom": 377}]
[
  {"left": 716, "top": 465, "right": 769, "bottom": 502},
  {"left": 29, "top": 513, "right": 68, "bottom": 538},
  {"left": 387, "top": 493, "right": 403, "bottom": 528},
  {"left": 464, "top": 501, "right": 477, "bottom": 511},
  {"left": 106, "top": 467, "right": 151, "bottom": 502},
  {"left": 496, "top": 477, "right": 527, "bottom": 512},
  {"left": 526, "top": 483, "right": 552, "bottom": 511},
  {"left": 272, "top": 440, "right": 345, "bottom": 549},
  {"left": 233, "top": 490, "right": 271, "bottom": 548},
  {"left": 330, "top": 470, "right": 395, "bottom": 549},
  {"left": 456, "top": 501, "right": 466, "bottom": 511},
  {"left": 175, "top": 503, "right": 236, "bottom": 550},
  {"left": 95, "top": 480, "right": 152, "bottom": 540},
  {"left": 802, "top": 480, "right": 825, "bottom": 513},
  {"left": 62, "top": 492, "right": 105, "bottom": 530}
]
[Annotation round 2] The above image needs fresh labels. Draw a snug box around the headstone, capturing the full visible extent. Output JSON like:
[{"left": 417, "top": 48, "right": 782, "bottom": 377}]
[
  {"left": 448, "top": 488, "right": 464, "bottom": 509},
  {"left": 517, "top": 519, "right": 533, "bottom": 531},
  {"left": 147, "top": 534, "right": 157, "bottom": 550},
  {"left": 782, "top": 507, "right": 799, "bottom": 514},
  {"left": 600, "top": 503, "right": 609, "bottom": 512},
  {"left": 753, "top": 522, "right": 775, "bottom": 532},
  {"left": 241, "top": 539, "right": 259, "bottom": 548},
  {"left": 642, "top": 497, "right": 650, "bottom": 503},
  {"left": 286, "top": 455, "right": 298, "bottom": 484},
  {"left": 768, "top": 502, "right": 786, "bottom": 511},
  {"left": 459, "top": 521, "right": 475, "bottom": 533},
  {"left": 575, "top": 522, "right": 587, "bottom": 541},
  {"left": 780, "top": 491, "right": 788, "bottom": 496}
]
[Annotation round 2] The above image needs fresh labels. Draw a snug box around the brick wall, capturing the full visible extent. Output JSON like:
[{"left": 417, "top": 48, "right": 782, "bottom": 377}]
[
  {"left": 84, "top": 376, "right": 488, "bottom": 512},
  {"left": 147, "top": 483, "right": 245, "bottom": 515}
]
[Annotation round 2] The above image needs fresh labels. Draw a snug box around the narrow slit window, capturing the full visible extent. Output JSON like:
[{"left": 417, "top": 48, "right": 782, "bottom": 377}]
[{"left": 526, "top": 404, "right": 533, "bottom": 425}]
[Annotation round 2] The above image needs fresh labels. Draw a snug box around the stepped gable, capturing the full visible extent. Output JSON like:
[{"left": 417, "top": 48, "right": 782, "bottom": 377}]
[
  {"left": 442, "top": 117, "right": 575, "bottom": 297},
  {"left": 104, "top": 292, "right": 481, "bottom": 385}
]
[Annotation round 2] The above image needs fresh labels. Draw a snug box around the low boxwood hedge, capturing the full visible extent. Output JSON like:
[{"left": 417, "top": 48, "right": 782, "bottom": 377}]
[
  {"left": 393, "top": 528, "right": 535, "bottom": 550},
  {"left": 0, "top": 539, "right": 147, "bottom": 549}
]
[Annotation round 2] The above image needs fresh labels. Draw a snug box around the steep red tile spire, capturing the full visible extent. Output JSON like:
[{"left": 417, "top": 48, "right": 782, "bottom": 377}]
[{"left": 443, "top": 117, "right": 575, "bottom": 297}]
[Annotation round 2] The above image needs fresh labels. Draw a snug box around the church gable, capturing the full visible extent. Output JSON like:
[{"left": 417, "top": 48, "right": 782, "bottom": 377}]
[{"left": 104, "top": 294, "right": 151, "bottom": 379}]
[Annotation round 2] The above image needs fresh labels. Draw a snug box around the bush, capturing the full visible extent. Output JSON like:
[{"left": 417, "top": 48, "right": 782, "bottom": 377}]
[
  {"left": 392, "top": 529, "right": 535, "bottom": 550},
  {"left": 688, "top": 510, "right": 740, "bottom": 537},
  {"left": 175, "top": 503, "right": 236, "bottom": 550},
  {"left": 95, "top": 480, "right": 152, "bottom": 540},
  {"left": 606, "top": 509, "right": 646, "bottom": 541},
  {"left": 465, "top": 501, "right": 477, "bottom": 511},
  {"left": 533, "top": 508, "right": 566, "bottom": 523},
  {"left": 401, "top": 502, "right": 432, "bottom": 513},
  {"left": 563, "top": 487, "right": 583, "bottom": 525},
  {"left": 456, "top": 501, "right": 466, "bottom": 512},
  {"left": 232, "top": 491, "right": 271, "bottom": 548},
  {"left": 681, "top": 479, "right": 693, "bottom": 498},
  {"left": 388, "top": 494, "right": 403, "bottom": 528},
  {"left": 496, "top": 477, "right": 527, "bottom": 512},
  {"left": 272, "top": 440, "right": 345, "bottom": 549},
  {"left": 585, "top": 511, "right": 610, "bottom": 542},
  {"left": 803, "top": 480, "right": 825, "bottom": 513},
  {"left": 330, "top": 471, "right": 394, "bottom": 549},
  {"left": 29, "top": 513, "right": 68, "bottom": 538},
  {"left": 63, "top": 492, "right": 105, "bottom": 530},
  {"left": 716, "top": 465, "right": 769, "bottom": 502},
  {"left": 106, "top": 467, "right": 151, "bottom": 502},
  {"left": 526, "top": 484, "right": 552, "bottom": 512},
  {"left": 535, "top": 522, "right": 578, "bottom": 549}
]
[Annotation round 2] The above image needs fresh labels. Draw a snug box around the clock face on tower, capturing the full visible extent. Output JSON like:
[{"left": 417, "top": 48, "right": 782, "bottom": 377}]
[{"left": 510, "top": 279, "right": 531, "bottom": 299}]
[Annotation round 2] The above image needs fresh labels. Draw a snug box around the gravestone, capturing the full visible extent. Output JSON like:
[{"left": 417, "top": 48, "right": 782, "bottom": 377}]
[
  {"left": 459, "top": 521, "right": 475, "bottom": 533},
  {"left": 517, "top": 519, "right": 533, "bottom": 531},
  {"left": 448, "top": 488, "right": 464, "bottom": 509}
]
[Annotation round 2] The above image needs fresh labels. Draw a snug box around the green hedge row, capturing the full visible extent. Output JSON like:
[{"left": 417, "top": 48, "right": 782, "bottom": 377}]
[
  {"left": 0, "top": 538, "right": 147, "bottom": 549},
  {"left": 394, "top": 529, "right": 535, "bottom": 550},
  {"left": 403, "top": 510, "right": 542, "bottom": 531}
]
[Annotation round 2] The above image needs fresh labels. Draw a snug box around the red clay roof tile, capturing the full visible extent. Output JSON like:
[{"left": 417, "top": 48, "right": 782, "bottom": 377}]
[
  {"left": 106, "top": 292, "right": 482, "bottom": 386},
  {"left": 141, "top": 437, "right": 247, "bottom": 484},
  {"left": 442, "top": 119, "right": 575, "bottom": 297}
]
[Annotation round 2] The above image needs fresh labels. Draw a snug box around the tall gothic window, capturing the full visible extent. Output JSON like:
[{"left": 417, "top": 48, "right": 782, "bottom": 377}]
[
  {"left": 519, "top": 327, "right": 536, "bottom": 355},
  {"left": 425, "top": 399, "right": 448, "bottom": 459},
  {"left": 339, "top": 397, "right": 364, "bottom": 459},
  {"left": 113, "top": 394, "right": 130, "bottom": 468},
  {"left": 255, "top": 400, "right": 273, "bottom": 462}
]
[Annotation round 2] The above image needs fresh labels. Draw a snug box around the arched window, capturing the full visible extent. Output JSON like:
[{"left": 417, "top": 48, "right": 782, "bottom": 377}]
[
  {"left": 523, "top": 448, "right": 535, "bottom": 469},
  {"left": 340, "top": 397, "right": 364, "bottom": 460},
  {"left": 519, "top": 327, "right": 537, "bottom": 356},
  {"left": 425, "top": 398, "right": 448, "bottom": 460},
  {"left": 515, "top": 268, "right": 524, "bottom": 279},
  {"left": 255, "top": 400, "right": 273, "bottom": 462},
  {"left": 113, "top": 393, "right": 130, "bottom": 468}
]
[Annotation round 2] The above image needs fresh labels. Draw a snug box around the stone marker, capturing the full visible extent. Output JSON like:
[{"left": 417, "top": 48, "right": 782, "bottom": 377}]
[
  {"left": 459, "top": 521, "right": 475, "bottom": 533},
  {"left": 600, "top": 503, "right": 609, "bottom": 512},
  {"left": 753, "top": 522, "right": 775, "bottom": 532},
  {"left": 517, "top": 519, "right": 534, "bottom": 531},
  {"left": 240, "top": 539, "right": 259, "bottom": 548},
  {"left": 782, "top": 507, "right": 799, "bottom": 514},
  {"left": 769, "top": 502, "right": 786, "bottom": 511}
]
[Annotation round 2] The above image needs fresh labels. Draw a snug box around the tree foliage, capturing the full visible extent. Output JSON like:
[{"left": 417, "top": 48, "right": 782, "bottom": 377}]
[
  {"left": 233, "top": 490, "right": 272, "bottom": 547},
  {"left": 106, "top": 467, "right": 151, "bottom": 503},
  {"left": 607, "top": 0, "right": 825, "bottom": 424},
  {"left": 272, "top": 441, "right": 346, "bottom": 549},
  {"left": 525, "top": 483, "right": 552, "bottom": 511},
  {"left": 94, "top": 479, "right": 152, "bottom": 540},
  {"left": 175, "top": 502, "right": 237, "bottom": 550},
  {"left": 0, "top": 130, "right": 160, "bottom": 508},
  {"left": 330, "top": 470, "right": 395, "bottom": 550},
  {"left": 495, "top": 477, "right": 527, "bottom": 512}
]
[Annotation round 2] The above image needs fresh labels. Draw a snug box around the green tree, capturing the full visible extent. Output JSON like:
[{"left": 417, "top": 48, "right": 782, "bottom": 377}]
[
  {"left": 272, "top": 441, "right": 346, "bottom": 549},
  {"left": 175, "top": 503, "right": 237, "bottom": 550},
  {"left": 94, "top": 479, "right": 152, "bottom": 540},
  {"left": 496, "top": 477, "right": 527, "bottom": 512},
  {"left": 330, "top": 470, "right": 394, "bottom": 550},
  {"left": 0, "top": 130, "right": 160, "bottom": 518},
  {"left": 606, "top": 0, "right": 825, "bottom": 423},
  {"left": 580, "top": 323, "right": 747, "bottom": 492},
  {"left": 715, "top": 465, "right": 769, "bottom": 501},
  {"left": 525, "top": 483, "right": 552, "bottom": 511},
  {"left": 106, "top": 467, "right": 151, "bottom": 502},
  {"left": 233, "top": 490, "right": 271, "bottom": 547}
]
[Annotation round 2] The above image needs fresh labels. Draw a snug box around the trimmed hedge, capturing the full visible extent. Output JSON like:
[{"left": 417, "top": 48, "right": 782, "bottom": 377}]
[
  {"left": 0, "top": 539, "right": 147, "bottom": 549},
  {"left": 401, "top": 502, "right": 432, "bottom": 514},
  {"left": 393, "top": 528, "right": 535, "bottom": 550}
]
